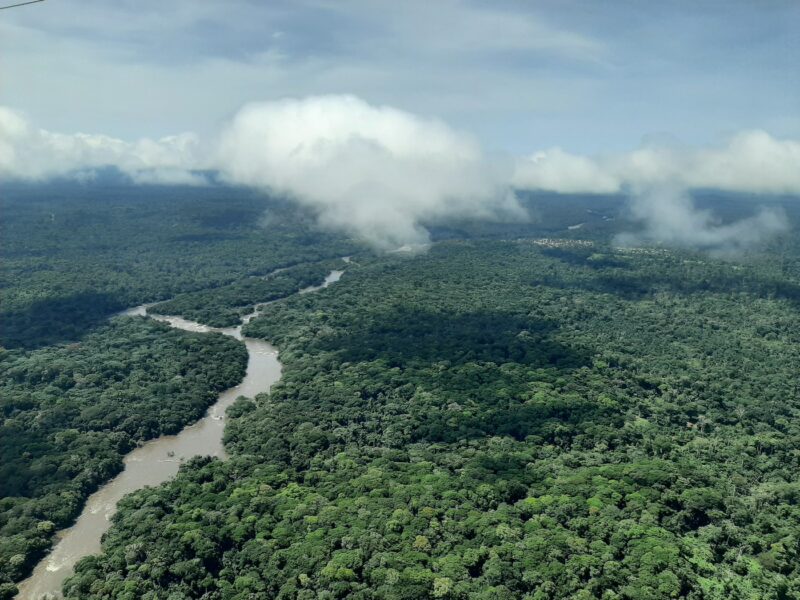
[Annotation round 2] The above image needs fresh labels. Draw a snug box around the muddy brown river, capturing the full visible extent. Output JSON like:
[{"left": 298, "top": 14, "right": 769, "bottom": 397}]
[{"left": 15, "top": 269, "right": 345, "bottom": 599}]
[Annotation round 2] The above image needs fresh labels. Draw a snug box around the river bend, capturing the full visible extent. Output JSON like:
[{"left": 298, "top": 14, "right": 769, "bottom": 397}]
[{"left": 15, "top": 269, "right": 344, "bottom": 599}]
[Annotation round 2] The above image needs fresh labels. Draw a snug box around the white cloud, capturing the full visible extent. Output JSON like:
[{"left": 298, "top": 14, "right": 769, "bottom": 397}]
[
  {"left": 513, "top": 148, "right": 621, "bottom": 194},
  {"left": 511, "top": 132, "right": 799, "bottom": 251},
  {"left": 512, "top": 130, "right": 800, "bottom": 195},
  {"left": 615, "top": 184, "right": 788, "bottom": 252},
  {"left": 215, "top": 95, "right": 524, "bottom": 248},
  {"left": 0, "top": 106, "right": 203, "bottom": 183},
  {"left": 3, "top": 96, "right": 529, "bottom": 252},
  {"left": 684, "top": 130, "right": 800, "bottom": 194}
]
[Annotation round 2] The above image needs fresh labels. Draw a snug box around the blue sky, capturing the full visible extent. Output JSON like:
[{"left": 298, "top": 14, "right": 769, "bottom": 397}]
[{"left": 2, "top": 0, "right": 797, "bottom": 154}]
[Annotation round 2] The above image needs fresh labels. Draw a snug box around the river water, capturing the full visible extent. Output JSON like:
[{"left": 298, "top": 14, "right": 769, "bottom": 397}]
[{"left": 15, "top": 268, "right": 345, "bottom": 599}]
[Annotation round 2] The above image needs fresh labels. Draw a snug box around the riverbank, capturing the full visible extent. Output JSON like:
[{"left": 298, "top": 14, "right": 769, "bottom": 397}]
[{"left": 15, "top": 267, "right": 345, "bottom": 600}]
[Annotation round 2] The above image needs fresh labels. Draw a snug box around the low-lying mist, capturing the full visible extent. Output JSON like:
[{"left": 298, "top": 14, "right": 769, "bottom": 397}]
[{"left": 615, "top": 185, "right": 788, "bottom": 254}]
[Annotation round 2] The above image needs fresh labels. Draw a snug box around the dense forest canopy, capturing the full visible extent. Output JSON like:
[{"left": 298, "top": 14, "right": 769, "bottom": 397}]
[
  {"left": 3, "top": 183, "right": 800, "bottom": 599},
  {"left": 0, "top": 183, "right": 359, "bottom": 350},
  {"left": 0, "top": 318, "right": 247, "bottom": 591},
  {"left": 0, "top": 184, "right": 358, "bottom": 594},
  {"left": 147, "top": 259, "right": 347, "bottom": 327}
]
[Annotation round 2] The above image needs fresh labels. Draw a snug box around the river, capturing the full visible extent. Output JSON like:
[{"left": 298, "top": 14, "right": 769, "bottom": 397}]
[{"left": 15, "top": 268, "right": 345, "bottom": 599}]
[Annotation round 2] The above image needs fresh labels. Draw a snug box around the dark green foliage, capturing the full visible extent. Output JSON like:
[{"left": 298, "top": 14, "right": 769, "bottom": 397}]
[
  {"left": 0, "top": 183, "right": 359, "bottom": 349},
  {"left": 63, "top": 238, "right": 800, "bottom": 599},
  {"left": 148, "top": 260, "right": 346, "bottom": 327},
  {"left": 5, "top": 183, "right": 800, "bottom": 597},
  {"left": 0, "top": 318, "right": 247, "bottom": 586},
  {"left": 0, "top": 182, "right": 360, "bottom": 590}
]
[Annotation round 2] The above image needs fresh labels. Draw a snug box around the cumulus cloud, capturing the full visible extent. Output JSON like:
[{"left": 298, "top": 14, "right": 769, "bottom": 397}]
[
  {"left": 215, "top": 95, "right": 524, "bottom": 248},
  {"left": 512, "top": 130, "right": 800, "bottom": 195},
  {"left": 0, "top": 106, "right": 204, "bottom": 184},
  {"left": 513, "top": 148, "right": 621, "bottom": 194},
  {"left": 1, "top": 98, "right": 526, "bottom": 248},
  {"left": 615, "top": 184, "right": 788, "bottom": 253},
  {"left": 511, "top": 131, "right": 798, "bottom": 251},
  {"left": 684, "top": 131, "right": 800, "bottom": 194}
]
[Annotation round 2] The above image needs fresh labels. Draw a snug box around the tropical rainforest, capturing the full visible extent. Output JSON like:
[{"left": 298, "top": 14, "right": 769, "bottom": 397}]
[
  {"left": 0, "top": 181, "right": 357, "bottom": 350},
  {"left": 3, "top": 182, "right": 800, "bottom": 599},
  {"left": 0, "top": 319, "right": 247, "bottom": 589},
  {"left": 0, "top": 183, "right": 356, "bottom": 595}
]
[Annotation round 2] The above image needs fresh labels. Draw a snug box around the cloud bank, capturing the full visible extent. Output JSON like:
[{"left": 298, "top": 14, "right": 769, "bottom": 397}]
[
  {"left": 513, "top": 132, "right": 798, "bottom": 250},
  {"left": 0, "top": 107, "right": 205, "bottom": 185},
  {"left": 215, "top": 96, "right": 524, "bottom": 248},
  {"left": 1, "top": 96, "right": 798, "bottom": 250},
  {"left": 512, "top": 131, "right": 800, "bottom": 196},
  {"left": 512, "top": 147, "right": 620, "bottom": 194}
]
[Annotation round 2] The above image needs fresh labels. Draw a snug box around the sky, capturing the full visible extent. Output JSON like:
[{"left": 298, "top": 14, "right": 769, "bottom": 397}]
[
  {"left": 2, "top": 0, "right": 798, "bottom": 154},
  {"left": 1, "top": 0, "right": 799, "bottom": 248}
]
